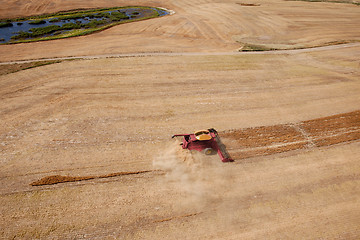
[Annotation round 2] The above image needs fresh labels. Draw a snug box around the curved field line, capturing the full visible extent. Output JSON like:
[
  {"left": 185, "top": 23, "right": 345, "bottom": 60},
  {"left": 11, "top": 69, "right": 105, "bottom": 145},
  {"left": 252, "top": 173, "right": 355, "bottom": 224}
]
[{"left": 0, "top": 42, "right": 359, "bottom": 65}]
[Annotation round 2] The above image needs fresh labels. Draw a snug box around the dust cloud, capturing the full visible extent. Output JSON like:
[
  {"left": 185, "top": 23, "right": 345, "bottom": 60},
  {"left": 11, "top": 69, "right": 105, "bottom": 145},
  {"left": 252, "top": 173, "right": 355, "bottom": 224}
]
[{"left": 153, "top": 140, "right": 239, "bottom": 217}]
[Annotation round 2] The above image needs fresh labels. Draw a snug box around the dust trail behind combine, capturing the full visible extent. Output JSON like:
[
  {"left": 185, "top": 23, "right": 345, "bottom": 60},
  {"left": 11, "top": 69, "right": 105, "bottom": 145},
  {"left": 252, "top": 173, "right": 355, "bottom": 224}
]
[
  {"left": 150, "top": 111, "right": 360, "bottom": 237},
  {"left": 150, "top": 110, "right": 360, "bottom": 218},
  {"left": 30, "top": 111, "right": 360, "bottom": 187},
  {"left": 153, "top": 140, "right": 238, "bottom": 215}
]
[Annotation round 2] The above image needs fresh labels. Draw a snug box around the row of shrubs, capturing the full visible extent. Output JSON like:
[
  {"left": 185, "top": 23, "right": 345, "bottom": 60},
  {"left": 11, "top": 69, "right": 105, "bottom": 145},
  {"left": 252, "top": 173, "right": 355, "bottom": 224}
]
[{"left": 11, "top": 19, "right": 111, "bottom": 40}]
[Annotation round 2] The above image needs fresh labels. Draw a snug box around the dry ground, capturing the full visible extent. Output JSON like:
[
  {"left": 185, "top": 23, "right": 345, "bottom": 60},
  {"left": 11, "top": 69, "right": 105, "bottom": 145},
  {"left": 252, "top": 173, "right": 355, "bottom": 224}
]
[
  {"left": 223, "top": 110, "right": 360, "bottom": 159},
  {"left": 1, "top": 0, "right": 360, "bottom": 239},
  {"left": 1, "top": 0, "right": 360, "bottom": 61}
]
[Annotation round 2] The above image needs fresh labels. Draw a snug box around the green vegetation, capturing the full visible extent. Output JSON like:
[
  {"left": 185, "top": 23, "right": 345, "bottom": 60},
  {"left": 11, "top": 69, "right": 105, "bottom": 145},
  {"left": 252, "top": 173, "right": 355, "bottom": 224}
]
[
  {"left": 30, "top": 25, "right": 61, "bottom": 36},
  {"left": 49, "top": 11, "right": 115, "bottom": 22},
  {"left": 109, "top": 11, "right": 129, "bottom": 21},
  {"left": 11, "top": 20, "right": 110, "bottom": 40},
  {"left": 60, "top": 22, "right": 82, "bottom": 30},
  {"left": 11, "top": 26, "right": 61, "bottom": 40},
  {"left": 10, "top": 31, "right": 31, "bottom": 40},
  {"left": 2, "top": 6, "right": 153, "bottom": 22},
  {"left": 0, "top": 60, "right": 64, "bottom": 76},
  {"left": 83, "top": 19, "right": 108, "bottom": 28},
  {"left": 56, "top": 13, "right": 91, "bottom": 21},
  {"left": 0, "top": 22, "right": 13, "bottom": 28},
  {"left": 239, "top": 40, "right": 360, "bottom": 52},
  {"left": 29, "top": 19, "right": 46, "bottom": 25},
  {"left": 2, "top": 7, "right": 166, "bottom": 44},
  {"left": 49, "top": 18, "right": 61, "bottom": 23}
]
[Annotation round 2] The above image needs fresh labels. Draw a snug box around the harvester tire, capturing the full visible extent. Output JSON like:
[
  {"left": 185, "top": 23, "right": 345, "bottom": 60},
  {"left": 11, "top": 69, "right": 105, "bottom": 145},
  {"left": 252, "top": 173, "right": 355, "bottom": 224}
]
[{"left": 203, "top": 148, "right": 215, "bottom": 155}]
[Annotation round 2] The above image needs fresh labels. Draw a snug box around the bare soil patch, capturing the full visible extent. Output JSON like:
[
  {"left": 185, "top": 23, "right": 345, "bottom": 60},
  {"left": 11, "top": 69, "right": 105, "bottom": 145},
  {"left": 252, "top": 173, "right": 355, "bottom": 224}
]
[
  {"left": 236, "top": 3, "right": 260, "bottom": 6},
  {"left": 223, "top": 110, "right": 360, "bottom": 160},
  {"left": 30, "top": 170, "right": 153, "bottom": 186}
]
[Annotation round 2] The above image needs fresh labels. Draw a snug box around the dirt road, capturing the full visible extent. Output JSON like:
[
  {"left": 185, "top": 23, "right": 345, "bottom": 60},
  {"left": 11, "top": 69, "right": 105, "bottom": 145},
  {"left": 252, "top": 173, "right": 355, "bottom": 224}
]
[{"left": 1, "top": 0, "right": 360, "bottom": 239}]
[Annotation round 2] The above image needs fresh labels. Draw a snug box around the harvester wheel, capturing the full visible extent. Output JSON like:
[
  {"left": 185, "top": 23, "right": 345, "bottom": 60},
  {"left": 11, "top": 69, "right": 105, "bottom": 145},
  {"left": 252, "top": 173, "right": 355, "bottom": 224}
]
[{"left": 203, "top": 148, "right": 215, "bottom": 155}]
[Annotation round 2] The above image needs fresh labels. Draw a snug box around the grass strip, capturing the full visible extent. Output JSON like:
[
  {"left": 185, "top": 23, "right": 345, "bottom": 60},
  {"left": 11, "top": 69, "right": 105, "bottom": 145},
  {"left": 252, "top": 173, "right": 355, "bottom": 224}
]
[
  {"left": 239, "top": 40, "right": 360, "bottom": 52},
  {"left": 0, "top": 60, "right": 63, "bottom": 75}
]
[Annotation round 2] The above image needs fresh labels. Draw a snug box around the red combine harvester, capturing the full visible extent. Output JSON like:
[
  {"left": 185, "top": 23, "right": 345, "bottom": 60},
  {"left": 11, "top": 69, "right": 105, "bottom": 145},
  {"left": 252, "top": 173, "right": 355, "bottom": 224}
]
[{"left": 172, "top": 128, "right": 233, "bottom": 162}]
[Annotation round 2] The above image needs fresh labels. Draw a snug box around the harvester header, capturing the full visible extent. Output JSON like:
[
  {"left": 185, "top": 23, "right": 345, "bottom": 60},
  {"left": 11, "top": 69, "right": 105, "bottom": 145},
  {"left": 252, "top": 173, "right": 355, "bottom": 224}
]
[{"left": 172, "top": 128, "right": 233, "bottom": 162}]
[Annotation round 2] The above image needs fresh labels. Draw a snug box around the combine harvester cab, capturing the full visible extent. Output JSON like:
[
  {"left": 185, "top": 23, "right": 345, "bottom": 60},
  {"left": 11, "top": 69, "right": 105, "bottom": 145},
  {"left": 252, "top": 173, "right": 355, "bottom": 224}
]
[{"left": 172, "top": 128, "right": 233, "bottom": 162}]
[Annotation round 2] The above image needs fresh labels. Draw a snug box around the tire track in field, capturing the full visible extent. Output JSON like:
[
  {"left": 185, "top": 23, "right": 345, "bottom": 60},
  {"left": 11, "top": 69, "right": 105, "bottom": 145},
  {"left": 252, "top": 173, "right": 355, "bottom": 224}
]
[{"left": 222, "top": 110, "right": 360, "bottom": 160}]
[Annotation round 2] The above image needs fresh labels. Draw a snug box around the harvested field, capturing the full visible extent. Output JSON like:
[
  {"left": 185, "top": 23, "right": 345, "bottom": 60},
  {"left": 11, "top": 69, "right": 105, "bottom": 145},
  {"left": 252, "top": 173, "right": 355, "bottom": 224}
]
[
  {"left": 32, "top": 110, "right": 360, "bottom": 186},
  {"left": 223, "top": 110, "right": 360, "bottom": 160},
  {"left": 1, "top": 0, "right": 360, "bottom": 239},
  {"left": 1, "top": 0, "right": 360, "bottom": 61},
  {"left": 1, "top": 47, "right": 359, "bottom": 239}
]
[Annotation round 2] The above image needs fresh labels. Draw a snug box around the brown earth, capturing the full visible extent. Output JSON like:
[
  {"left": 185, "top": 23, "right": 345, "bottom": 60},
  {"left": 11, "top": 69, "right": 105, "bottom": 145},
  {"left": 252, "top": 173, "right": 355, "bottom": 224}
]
[
  {"left": 30, "top": 110, "right": 360, "bottom": 186},
  {"left": 30, "top": 170, "right": 153, "bottom": 186},
  {"left": 1, "top": 0, "right": 360, "bottom": 239},
  {"left": 1, "top": 47, "right": 359, "bottom": 239},
  {"left": 223, "top": 110, "right": 360, "bottom": 160},
  {"left": 1, "top": 0, "right": 360, "bottom": 62}
]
